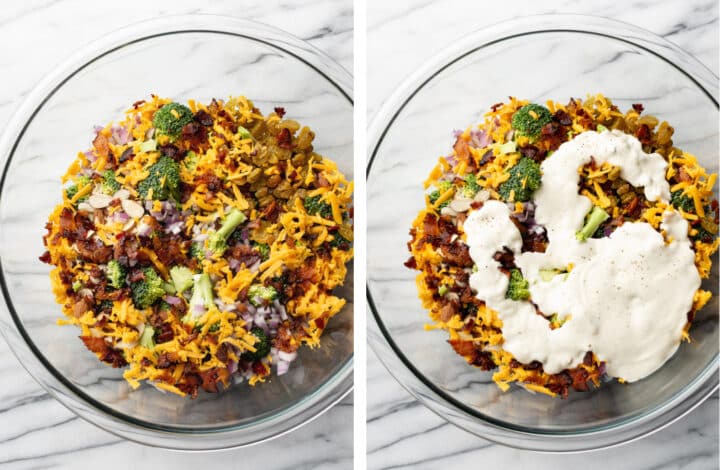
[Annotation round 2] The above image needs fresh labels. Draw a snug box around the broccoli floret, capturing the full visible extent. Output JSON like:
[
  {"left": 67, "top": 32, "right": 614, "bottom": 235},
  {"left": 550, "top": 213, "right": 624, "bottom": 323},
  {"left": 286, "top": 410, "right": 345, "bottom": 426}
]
[
  {"left": 428, "top": 181, "right": 454, "bottom": 208},
  {"left": 670, "top": 190, "right": 694, "bottom": 212},
  {"left": 207, "top": 208, "right": 247, "bottom": 256},
  {"left": 183, "top": 273, "right": 215, "bottom": 324},
  {"left": 330, "top": 232, "right": 351, "bottom": 249},
  {"left": 576, "top": 206, "right": 610, "bottom": 242},
  {"left": 170, "top": 266, "right": 194, "bottom": 294},
  {"left": 152, "top": 102, "right": 194, "bottom": 139},
  {"left": 139, "top": 325, "right": 155, "bottom": 349},
  {"left": 304, "top": 195, "right": 332, "bottom": 218},
  {"left": 65, "top": 175, "right": 91, "bottom": 203},
  {"left": 462, "top": 173, "right": 481, "bottom": 198},
  {"left": 511, "top": 104, "right": 553, "bottom": 140},
  {"left": 101, "top": 170, "right": 121, "bottom": 195},
  {"left": 72, "top": 280, "right": 82, "bottom": 292},
  {"left": 137, "top": 155, "right": 182, "bottom": 201},
  {"left": 139, "top": 139, "right": 157, "bottom": 153},
  {"left": 99, "top": 300, "right": 114, "bottom": 313},
  {"left": 248, "top": 284, "right": 278, "bottom": 306},
  {"left": 498, "top": 157, "right": 542, "bottom": 202},
  {"left": 183, "top": 150, "right": 198, "bottom": 172},
  {"left": 130, "top": 267, "right": 165, "bottom": 309},
  {"left": 241, "top": 327, "right": 271, "bottom": 361},
  {"left": 208, "top": 321, "right": 221, "bottom": 333},
  {"left": 190, "top": 242, "right": 205, "bottom": 261},
  {"left": 237, "top": 126, "right": 253, "bottom": 139},
  {"left": 106, "top": 260, "right": 126, "bottom": 289},
  {"left": 506, "top": 269, "right": 530, "bottom": 301},
  {"left": 254, "top": 243, "right": 270, "bottom": 261}
]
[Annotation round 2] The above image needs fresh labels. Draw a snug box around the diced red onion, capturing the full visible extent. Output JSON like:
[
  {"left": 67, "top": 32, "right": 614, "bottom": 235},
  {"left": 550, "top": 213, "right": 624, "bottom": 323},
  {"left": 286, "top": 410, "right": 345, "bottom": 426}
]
[
  {"left": 277, "top": 350, "right": 297, "bottom": 362},
  {"left": 248, "top": 259, "right": 261, "bottom": 273},
  {"left": 164, "top": 295, "right": 182, "bottom": 306},
  {"left": 166, "top": 221, "right": 184, "bottom": 235},
  {"left": 93, "top": 125, "right": 104, "bottom": 135},
  {"left": 114, "top": 212, "right": 130, "bottom": 224},
  {"left": 276, "top": 360, "right": 290, "bottom": 376},
  {"left": 228, "top": 258, "right": 241, "bottom": 271},
  {"left": 136, "top": 222, "right": 153, "bottom": 237}
]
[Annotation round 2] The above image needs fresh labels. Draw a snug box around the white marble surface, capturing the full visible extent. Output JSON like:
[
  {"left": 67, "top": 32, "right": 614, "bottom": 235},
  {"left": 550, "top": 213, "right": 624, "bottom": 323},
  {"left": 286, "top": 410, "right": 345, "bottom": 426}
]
[
  {"left": 0, "top": 1, "right": 352, "bottom": 469},
  {"left": 367, "top": 0, "right": 719, "bottom": 468}
]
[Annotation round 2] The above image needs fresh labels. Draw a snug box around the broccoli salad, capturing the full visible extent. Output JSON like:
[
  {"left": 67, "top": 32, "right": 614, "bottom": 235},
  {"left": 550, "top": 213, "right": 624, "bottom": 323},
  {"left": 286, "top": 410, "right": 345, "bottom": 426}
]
[
  {"left": 40, "top": 95, "right": 353, "bottom": 397},
  {"left": 405, "top": 94, "right": 718, "bottom": 398}
]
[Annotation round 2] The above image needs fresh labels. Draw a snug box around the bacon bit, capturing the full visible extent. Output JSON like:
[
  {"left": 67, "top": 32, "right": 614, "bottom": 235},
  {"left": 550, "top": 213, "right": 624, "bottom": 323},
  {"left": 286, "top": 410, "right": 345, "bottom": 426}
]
[
  {"left": 156, "top": 352, "right": 175, "bottom": 369},
  {"left": 93, "top": 133, "right": 110, "bottom": 159},
  {"left": 251, "top": 362, "right": 266, "bottom": 376},
  {"left": 260, "top": 200, "right": 281, "bottom": 222},
  {"left": 181, "top": 122, "right": 208, "bottom": 149},
  {"left": 439, "top": 300, "right": 459, "bottom": 322},
  {"left": 403, "top": 257, "right": 418, "bottom": 269},
  {"left": 439, "top": 242, "right": 473, "bottom": 267},
  {"left": 39, "top": 251, "right": 52, "bottom": 264},
  {"left": 158, "top": 143, "right": 185, "bottom": 161},
  {"left": 119, "top": 147, "right": 135, "bottom": 163},
  {"left": 155, "top": 323, "right": 174, "bottom": 344},
  {"left": 274, "top": 323, "right": 299, "bottom": 353},
  {"left": 274, "top": 107, "right": 286, "bottom": 118},
  {"left": 194, "top": 110, "right": 213, "bottom": 126},
  {"left": 635, "top": 124, "right": 652, "bottom": 145},
  {"left": 519, "top": 145, "right": 547, "bottom": 163},
  {"left": 491, "top": 102, "right": 504, "bottom": 112},
  {"left": 277, "top": 128, "right": 293, "bottom": 149},
  {"left": 553, "top": 109, "right": 572, "bottom": 126},
  {"left": 228, "top": 244, "right": 261, "bottom": 269},
  {"left": 72, "top": 299, "right": 90, "bottom": 318},
  {"left": 454, "top": 136, "right": 470, "bottom": 162},
  {"left": 632, "top": 103, "right": 644, "bottom": 113},
  {"left": 132, "top": 100, "right": 146, "bottom": 109},
  {"left": 199, "top": 367, "right": 230, "bottom": 393},
  {"left": 626, "top": 196, "right": 640, "bottom": 218},
  {"left": 76, "top": 239, "right": 113, "bottom": 264},
  {"left": 677, "top": 167, "right": 692, "bottom": 183},
  {"left": 196, "top": 172, "right": 223, "bottom": 192},
  {"left": 315, "top": 173, "right": 330, "bottom": 188},
  {"left": 492, "top": 247, "right": 516, "bottom": 269},
  {"left": 314, "top": 317, "right": 326, "bottom": 329},
  {"left": 569, "top": 367, "right": 589, "bottom": 391},
  {"left": 541, "top": 122, "right": 559, "bottom": 135}
]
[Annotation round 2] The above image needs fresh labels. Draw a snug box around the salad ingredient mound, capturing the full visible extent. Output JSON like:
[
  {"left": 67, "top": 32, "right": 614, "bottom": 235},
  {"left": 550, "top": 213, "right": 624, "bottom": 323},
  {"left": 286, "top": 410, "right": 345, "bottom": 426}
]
[
  {"left": 405, "top": 95, "right": 718, "bottom": 397},
  {"left": 40, "top": 95, "right": 353, "bottom": 398}
]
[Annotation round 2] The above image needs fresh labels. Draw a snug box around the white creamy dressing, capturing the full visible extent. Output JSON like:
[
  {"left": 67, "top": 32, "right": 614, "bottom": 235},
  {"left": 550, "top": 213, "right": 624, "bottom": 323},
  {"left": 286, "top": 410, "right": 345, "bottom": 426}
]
[{"left": 465, "top": 130, "right": 701, "bottom": 382}]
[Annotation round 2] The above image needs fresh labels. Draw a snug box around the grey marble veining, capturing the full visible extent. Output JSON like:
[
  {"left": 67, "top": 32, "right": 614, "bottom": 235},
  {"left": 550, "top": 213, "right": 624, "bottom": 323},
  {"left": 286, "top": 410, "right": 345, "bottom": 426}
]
[
  {"left": 368, "top": 0, "right": 719, "bottom": 468},
  {"left": 0, "top": 1, "right": 352, "bottom": 469}
]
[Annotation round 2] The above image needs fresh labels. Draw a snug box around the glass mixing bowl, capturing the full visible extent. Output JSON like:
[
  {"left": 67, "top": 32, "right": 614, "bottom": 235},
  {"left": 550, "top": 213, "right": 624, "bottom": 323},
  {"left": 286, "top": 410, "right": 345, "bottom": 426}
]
[
  {"left": 367, "top": 15, "right": 718, "bottom": 452},
  {"left": 0, "top": 15, "right": 353, "bottom": 450}
]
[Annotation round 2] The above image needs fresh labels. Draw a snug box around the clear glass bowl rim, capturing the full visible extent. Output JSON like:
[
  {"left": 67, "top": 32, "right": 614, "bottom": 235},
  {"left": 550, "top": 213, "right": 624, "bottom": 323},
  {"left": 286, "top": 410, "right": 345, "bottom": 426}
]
[
  {"left": 0, "top": 14, "right": 353, "bottom": 450},
  {"left": 367, "top": 13, "right": 718, "bottom": 453}
]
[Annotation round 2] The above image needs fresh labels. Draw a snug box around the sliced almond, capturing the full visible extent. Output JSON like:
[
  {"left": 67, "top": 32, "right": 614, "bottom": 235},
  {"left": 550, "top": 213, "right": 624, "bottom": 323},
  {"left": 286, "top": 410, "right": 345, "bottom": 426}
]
[
  {"left": 88, "top": 194, "right": 113, "bottom": 209},
  {"left": 450, "top": 197, "right": 472, "bottom": 213},
  {"left": 121, "top": 199, "right": 144, "bottom": 219},
  {"left": 77, "top": 202, "right": 93, "bottom": 212},
  {"left": 440, "top": 206, "right": 458, "bottom": 217},
  {"left": 474, "top": 190, "right": 490, "bottom": 202},
  {"left": 113, "top": 189, "right": 130, "bottom": 200},
  {"left": 123, "top": 219, "right": 136, "bottom": 232}
]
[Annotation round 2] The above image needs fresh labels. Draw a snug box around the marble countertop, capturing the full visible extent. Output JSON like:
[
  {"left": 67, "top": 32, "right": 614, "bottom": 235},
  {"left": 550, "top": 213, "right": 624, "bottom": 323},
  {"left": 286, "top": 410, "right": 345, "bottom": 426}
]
[
  {"left": 367, "top": 0, "right": 718, "bottom": 469},
  {"left": 0, "top": 1, "right": 352, "bottom": 469}
]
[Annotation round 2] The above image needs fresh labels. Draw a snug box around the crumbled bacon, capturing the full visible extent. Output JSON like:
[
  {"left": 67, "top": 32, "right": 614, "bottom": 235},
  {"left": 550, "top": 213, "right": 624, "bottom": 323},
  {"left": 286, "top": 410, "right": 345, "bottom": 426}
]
[
  {"left": 403, "top": 256, "right": 417, "bottom": 269},
  {"left": 274, "top": 107, "right": 286, "bottom": 118},
  {"left": 155, "top": 323, "right": 175, "bottom": 344},
  {"left": 632, "top": 103, "right": 644, "bottom": 113},
  {"left": 39, "top": 251, "right": 52, "bottom": 264},
  {"left": 553, "top": 109, "right": 572, "bottom": 126},
  {"left": 194, "top": 109, "right": 213, "bottom": 126},
  {"left": 93, "top": 133, "right": 111, "bottom": 159},
  {"left": 439, "top": 242, "right": 473, "bottom": 267},
  {"left": 277, "top": 128, "right": 293, "bottom": 149},
  {"left": 453, "top": 136, "right": 470, "bottom": 162},
  {"left": 635, "top": 124, "right": 651, "bottom": 145},
  {"left": 119, "top": 147, "right": 135, "bottom": 163}
]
